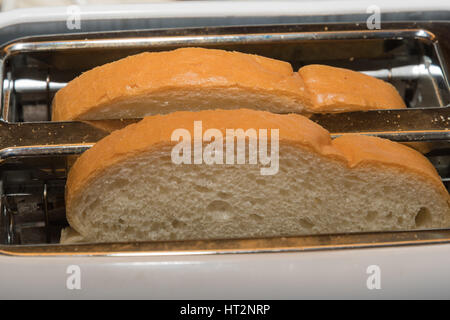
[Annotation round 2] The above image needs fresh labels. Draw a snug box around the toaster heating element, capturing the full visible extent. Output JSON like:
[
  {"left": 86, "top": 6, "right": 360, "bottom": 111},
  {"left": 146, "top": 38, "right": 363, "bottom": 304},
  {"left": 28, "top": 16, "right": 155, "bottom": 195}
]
[{"left": 1, "top": 22, "right": 450, "bottom": 256}]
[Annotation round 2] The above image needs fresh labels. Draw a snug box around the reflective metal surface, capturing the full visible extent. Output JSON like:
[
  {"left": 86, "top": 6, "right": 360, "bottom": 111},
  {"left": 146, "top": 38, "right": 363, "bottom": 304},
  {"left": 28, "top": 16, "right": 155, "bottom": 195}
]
[
  {"left": 0, "top": 106, "right": 448, "bottom": 162},
  {"left": 2, "top": 229, "right": 450, "bottom": 257},
  {"left": 1, "top": 29, "right": 436, "bottom": 54}
]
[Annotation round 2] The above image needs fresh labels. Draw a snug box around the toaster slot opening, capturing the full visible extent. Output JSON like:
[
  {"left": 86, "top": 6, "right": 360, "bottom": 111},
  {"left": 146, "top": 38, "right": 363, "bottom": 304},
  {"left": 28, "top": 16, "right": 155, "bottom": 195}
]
[{"left": 2, "top": 28, "right": 449, "bottom": 123}]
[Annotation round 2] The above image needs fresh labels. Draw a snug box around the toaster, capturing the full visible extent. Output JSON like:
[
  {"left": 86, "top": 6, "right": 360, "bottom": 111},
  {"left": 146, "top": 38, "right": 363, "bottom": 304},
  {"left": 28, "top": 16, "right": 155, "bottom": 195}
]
[{"left": 1, "top": 1, "right": 450, "bottom": 299}]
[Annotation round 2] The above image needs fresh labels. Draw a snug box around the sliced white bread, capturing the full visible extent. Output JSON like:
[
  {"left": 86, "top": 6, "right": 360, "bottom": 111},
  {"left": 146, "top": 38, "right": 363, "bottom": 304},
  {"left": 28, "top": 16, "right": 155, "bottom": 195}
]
[
  {"left": 52, "top": 48, "right": 406, "bottom": 121},
  {"left": 64, "top": 109, "right": 449, "bottom": 243}
]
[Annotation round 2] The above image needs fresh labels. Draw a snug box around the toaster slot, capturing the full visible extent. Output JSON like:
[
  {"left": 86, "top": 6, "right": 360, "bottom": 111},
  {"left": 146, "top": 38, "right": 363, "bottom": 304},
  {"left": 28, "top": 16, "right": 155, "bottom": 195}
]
[{"left": 2, "top": 26, "right": 449, "bottom": 123}]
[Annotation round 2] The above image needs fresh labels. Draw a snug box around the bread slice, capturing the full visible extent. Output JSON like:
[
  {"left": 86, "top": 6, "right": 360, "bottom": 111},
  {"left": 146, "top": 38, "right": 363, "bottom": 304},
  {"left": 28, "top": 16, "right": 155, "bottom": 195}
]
[
  {"left": 52, "top": 48, "right": 406, "bottom": 121},
  {"left": 64, "top": 109, "right": 449, "bottom": 243}
]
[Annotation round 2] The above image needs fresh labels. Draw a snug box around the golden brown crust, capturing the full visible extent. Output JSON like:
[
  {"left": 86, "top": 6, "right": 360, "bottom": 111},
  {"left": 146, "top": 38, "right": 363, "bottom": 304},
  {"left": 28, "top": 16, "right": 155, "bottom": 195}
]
[
  {"left": 52, "top": 48, "right": 310, "bottom": 121},
  {"left": 298, "top": 64, "right": 407, "bottom": 112},
  {"left": 332, "top": 134, "right": 446, "bottom": 195},
  {"left": 52, "top": 48, "right": 406, "bottom": 121},
  {"left": 66, "top": 109, "right": 448, "bottom": 228}
]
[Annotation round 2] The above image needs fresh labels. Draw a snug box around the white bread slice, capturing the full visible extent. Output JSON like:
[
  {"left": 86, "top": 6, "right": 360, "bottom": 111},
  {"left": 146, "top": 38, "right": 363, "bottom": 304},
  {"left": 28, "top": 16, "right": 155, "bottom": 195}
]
[
  {"left": 51, "top": 48, "right": 406, "bottom": 121},
  {"left": 64, "top": 109, "right": 449, "bottom": 243}
]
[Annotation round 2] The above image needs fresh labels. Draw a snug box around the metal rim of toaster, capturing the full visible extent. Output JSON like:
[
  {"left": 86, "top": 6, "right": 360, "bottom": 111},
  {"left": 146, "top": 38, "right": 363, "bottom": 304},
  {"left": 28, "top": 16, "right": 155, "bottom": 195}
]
[
  {"left": 0, "top": 29, "right": 437, "bottom": 54},
  {"left": 2, "top": 229, "right": 450, "bottom": 257}
]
